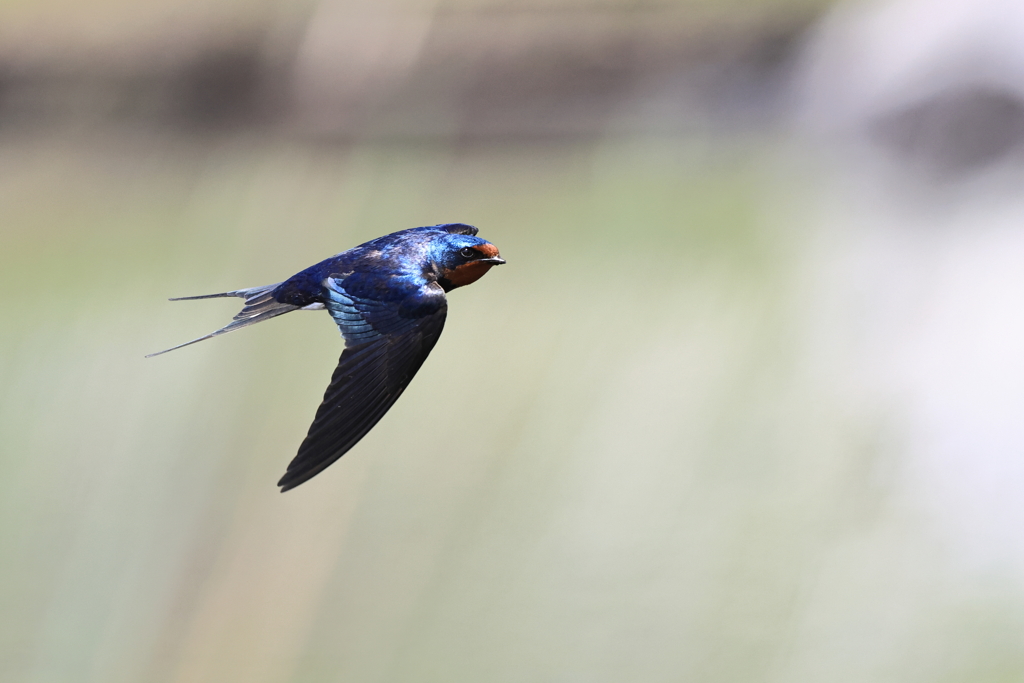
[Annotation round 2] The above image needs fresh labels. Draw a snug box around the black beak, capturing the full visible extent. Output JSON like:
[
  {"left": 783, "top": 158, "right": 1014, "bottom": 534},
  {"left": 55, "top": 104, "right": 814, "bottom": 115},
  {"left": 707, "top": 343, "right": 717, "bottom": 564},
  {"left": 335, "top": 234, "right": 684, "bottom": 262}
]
[{"left": 481, "top": 257, "right": 506, "bottom": 265}]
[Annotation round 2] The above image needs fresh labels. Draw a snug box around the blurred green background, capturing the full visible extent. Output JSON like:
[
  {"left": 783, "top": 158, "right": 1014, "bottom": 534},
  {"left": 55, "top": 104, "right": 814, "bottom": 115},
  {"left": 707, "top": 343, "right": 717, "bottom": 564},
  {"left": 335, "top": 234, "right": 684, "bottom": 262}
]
[{"left": 3, "top": 1, "right": 1024, "bottom": 682}]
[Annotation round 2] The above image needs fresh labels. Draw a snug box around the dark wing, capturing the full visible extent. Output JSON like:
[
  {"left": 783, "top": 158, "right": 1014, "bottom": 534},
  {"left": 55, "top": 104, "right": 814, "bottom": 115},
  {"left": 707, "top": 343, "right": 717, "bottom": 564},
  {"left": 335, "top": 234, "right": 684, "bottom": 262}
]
[{"left": 277, "top": 276, "right": 447, "bottom": 491}]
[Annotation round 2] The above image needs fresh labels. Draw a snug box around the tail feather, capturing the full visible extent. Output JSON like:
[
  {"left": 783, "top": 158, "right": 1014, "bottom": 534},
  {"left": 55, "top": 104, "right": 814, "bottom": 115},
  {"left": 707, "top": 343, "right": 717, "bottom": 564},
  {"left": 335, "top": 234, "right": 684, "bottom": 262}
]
[
  {"left": 168, "top": 291, "right": 243, "bottom": 301},
  {"left": 147, "top": 283, "right": 296, "bottom": 357}
]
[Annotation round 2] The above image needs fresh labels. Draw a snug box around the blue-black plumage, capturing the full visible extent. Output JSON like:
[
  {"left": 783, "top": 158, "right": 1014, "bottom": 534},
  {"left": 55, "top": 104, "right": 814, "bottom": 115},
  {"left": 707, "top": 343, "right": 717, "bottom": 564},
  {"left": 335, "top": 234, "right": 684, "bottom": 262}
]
[{"left": 149, "top": 223, "right": 505, "bottom": 491}]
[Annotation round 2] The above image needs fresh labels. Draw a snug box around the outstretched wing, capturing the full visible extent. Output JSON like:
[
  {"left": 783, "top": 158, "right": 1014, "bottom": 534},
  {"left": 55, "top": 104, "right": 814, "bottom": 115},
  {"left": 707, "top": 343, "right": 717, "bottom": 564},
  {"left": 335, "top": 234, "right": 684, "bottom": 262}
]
[{"left": 277, "top": 276, "right": 447, "bottom": 491}]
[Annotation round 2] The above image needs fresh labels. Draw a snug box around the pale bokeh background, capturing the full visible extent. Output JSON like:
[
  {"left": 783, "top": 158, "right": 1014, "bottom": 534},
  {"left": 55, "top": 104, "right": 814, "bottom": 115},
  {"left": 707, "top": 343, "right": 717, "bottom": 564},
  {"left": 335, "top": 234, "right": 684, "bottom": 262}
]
[{"left": 3, "top": 1, "right": 1024, "bottom": 682}]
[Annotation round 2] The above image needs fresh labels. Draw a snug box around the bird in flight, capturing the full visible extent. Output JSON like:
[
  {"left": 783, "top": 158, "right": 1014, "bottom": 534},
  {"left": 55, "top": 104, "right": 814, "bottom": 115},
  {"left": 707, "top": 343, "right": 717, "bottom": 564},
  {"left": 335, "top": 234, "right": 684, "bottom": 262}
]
[{"left": 149, "top": 223, "right": 505, "bottom": 491}]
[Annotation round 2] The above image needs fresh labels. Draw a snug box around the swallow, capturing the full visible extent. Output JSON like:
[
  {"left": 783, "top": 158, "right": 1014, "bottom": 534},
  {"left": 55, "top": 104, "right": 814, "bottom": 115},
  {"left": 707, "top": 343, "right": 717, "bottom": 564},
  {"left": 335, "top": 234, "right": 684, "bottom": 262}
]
[{"left": 149, "top": 223, "right": 504, "bottom": 491}]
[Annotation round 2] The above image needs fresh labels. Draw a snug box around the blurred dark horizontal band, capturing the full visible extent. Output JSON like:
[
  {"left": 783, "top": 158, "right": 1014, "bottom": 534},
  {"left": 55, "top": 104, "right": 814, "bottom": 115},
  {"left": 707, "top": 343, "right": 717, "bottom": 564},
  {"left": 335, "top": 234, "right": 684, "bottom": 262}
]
[{"left": 0, "top": 6, "right": 816, "bottom": 141}]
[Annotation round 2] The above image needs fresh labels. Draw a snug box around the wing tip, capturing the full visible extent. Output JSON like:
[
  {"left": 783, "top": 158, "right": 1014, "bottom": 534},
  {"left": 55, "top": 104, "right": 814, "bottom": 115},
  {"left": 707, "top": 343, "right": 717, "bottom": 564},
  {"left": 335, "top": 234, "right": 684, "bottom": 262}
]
[{"left": 277, "top": 472, "right": 307, "bottom": 493}]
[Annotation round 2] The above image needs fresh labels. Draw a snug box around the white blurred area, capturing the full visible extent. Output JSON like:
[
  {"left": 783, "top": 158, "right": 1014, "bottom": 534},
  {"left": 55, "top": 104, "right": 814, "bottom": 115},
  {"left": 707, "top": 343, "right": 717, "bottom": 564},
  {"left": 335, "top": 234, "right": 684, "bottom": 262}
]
[
  {"left": 796, "top": 0, "right": 1024, "bottom": 578},
  {"left": 799, "top": 0, "right": 1024, "bottom": 174}
]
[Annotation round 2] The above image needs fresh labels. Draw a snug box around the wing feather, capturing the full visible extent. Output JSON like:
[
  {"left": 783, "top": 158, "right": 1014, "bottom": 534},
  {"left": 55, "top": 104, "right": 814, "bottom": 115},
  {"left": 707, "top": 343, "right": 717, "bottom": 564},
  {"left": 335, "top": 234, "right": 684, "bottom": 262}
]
[{"left": 277, "top": 278, "right": 447, "bottom": 491}]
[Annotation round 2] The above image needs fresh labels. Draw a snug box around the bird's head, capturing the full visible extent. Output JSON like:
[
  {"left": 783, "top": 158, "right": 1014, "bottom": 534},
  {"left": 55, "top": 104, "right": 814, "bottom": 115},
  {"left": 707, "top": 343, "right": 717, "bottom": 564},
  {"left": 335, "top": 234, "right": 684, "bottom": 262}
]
[{"left": 431, "top": 232, "right": 505, "bottom": 291}]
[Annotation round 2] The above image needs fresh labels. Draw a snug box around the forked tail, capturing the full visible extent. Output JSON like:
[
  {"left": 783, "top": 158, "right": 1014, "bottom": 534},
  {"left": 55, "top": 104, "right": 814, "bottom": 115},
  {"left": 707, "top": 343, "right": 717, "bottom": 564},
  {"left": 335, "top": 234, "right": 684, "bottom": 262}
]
[{"left": 147, "top": 283, "right": 296, "bottom": 357}]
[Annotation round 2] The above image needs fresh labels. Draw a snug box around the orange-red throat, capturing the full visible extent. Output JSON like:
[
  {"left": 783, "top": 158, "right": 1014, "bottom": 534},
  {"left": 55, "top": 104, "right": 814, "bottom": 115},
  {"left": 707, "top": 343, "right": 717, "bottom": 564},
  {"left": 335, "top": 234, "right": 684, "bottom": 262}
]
[
  {"left": 439, "top": 242, "right": 504, "bottom": 290},
  {"left": 444, "top": 260, "right": 496, "bottom": 288}
]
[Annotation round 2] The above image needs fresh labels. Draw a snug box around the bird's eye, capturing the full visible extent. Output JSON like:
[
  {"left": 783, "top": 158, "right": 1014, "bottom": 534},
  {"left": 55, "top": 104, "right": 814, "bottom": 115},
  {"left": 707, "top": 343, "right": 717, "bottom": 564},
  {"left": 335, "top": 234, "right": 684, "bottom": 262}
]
[{"left": 459, "top": 247, "right": 477, "bottom": 259}]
